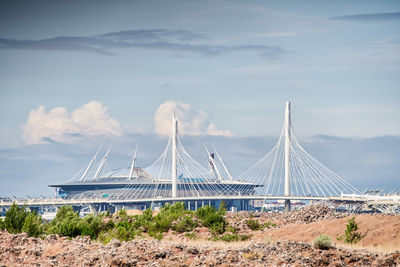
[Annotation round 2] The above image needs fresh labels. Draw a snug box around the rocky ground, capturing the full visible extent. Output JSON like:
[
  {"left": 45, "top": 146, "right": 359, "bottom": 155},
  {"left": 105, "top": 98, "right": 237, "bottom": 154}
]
[
  {"left": 0, "top": 231, "right": 399, "bottom": 266},
  {"left": 1, "top": 204, "right": 400, "bottom": 266}
]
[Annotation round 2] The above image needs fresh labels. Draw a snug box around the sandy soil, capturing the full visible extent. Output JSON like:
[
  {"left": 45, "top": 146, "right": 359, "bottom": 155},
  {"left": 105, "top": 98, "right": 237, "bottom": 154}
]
[{"left": 253, "top": 214, "right": 400, "bottom": 252}]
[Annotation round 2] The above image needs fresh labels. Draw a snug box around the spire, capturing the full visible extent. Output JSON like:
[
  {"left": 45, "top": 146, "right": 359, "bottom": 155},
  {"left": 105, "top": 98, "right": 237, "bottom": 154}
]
[
  {"left": 80, "top": 147, "right": 101, "bottom": 181},
  {"left": 93, "top": 146, "right": 111, "bottom": 180},
  {"left": 128, "top": 143, "right": 139, "bottom": 179}
]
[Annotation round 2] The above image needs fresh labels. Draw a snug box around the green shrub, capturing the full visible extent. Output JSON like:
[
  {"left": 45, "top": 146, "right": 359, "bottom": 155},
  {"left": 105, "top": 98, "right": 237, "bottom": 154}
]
[
  {"left": 4, "top": 203, "right": 28, "bottom": 234},
  {"left": 246, "top": 219, "right": 276, "bottom": 231},
  {"left": 313, "top": 234, "right": 332, "bottom": 249},
  {"left": 246, "top": 219, "right": 262, "bottom": 230},
  {"left": 79, "top": 214, "right": 103, "bottom": 239},
  {"left": 49, "top": 206, "right": 82, "bottom": 237},
  {"left": 184, "top": 232, "right": 198, "bottom": 240},
  {"left": 22, "top": 211, "right": 43, "bottom": 237},
  {"left": 263, "top": 221, "right": 277, "bottom": 228},
  {"left": 227, "top": 225, "right": 239, "bottom": 234},
  {"left": 0, "top": 217, "right": 5, "bottom": 230},
  {"left": 117, "top": 209, "right": 127, "bottom": 219},
  {"left": 172, "top": 215, "right": 198, "bottom": 233},
  {"left": 104, "top": 219, "right": 115, "bottom": 231},
  {"left": 196, "top": 205, "right": 227, "bottom": 235},
  {"left": 343, "top": 217, "right": 363, "bottom": 244},
  {"left": 115, "top": 221, "right": 136, "bottom": 241},
  {"left": 105, "top": 209, "right": 111, "bottom": 217},
  {"left": 145, "top": 202, "right": 193, "bottom": 239},
  {"left": 97, "top": 230, "right": 116, "bottom": 244}
]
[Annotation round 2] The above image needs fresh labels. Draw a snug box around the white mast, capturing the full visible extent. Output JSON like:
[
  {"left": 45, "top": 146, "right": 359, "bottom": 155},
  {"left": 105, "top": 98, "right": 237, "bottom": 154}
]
[
  {"left": 128, "top": 143, "right": 139, "bottom": 179},
  {"left": 284, "top": 101, "right": 291, "bottom": 212},
  {"left": 171, "top": 114, "right": 178, "bottom": 198},
  {"left": 284, "top": 101, "right": 291, "bottom": 197},
  {"left": 80, "top": 148, "right": 101, "bottom": 181},
  {"left": 93, "top": 146, "right": 111, "bottom": 180},
  {"left": 204, "top": 145, "right": 222, "bottom": 181},
  {"left": 214, "top": 148, "right": 233, "bottom": 180}
]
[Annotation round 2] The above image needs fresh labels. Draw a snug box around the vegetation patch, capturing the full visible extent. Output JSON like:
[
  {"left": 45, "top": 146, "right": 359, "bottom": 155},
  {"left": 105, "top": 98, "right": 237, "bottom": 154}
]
[
  {"left": 211, "top": 233, "right": 252, "bottom": 242},
  {"left": 1, "top": 201, "right": 251, "bottom": 243},
  {"left": 313, "top": 234, "right": 332, "bottom": 250},
  {"left": 184, "top": 232, "right": 198, "bottom": 240},
  {"left": 242, "top": 252, "right": 261, "bottom": 260},
  {"left": 337, "top": 217, "right": 364, "bottom": 244},
  {"left": 246, "top": 219, "right": 277, "bottom": 231}
]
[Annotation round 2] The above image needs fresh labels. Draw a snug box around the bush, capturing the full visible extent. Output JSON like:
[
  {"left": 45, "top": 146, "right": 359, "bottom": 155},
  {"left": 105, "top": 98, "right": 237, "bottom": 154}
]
[
  {"left": 184, "top": 232, "right": 198, "bottom": 240},
  {"left": 246, "top": 219, "right": 262, "bottom": 231},
  {"left": 0, "top": 218, "right": 5, "bottom": 230},
  {"left": 227, "top": 225, "right": 239, "bottom": 234},
  {"left": 79, "top": 214, "right": 103, "bottom": 239},
  {"left": 145, "top": 202, "right": 194, "bottom": 239},
  {"left": 4, "top": 203, "right": 28, "bottom": 234},
  {"left": 117, "top": 209, "right": 127, "bottom": 219},
  {"left": 115, "top": 221, "right": 137, "bottom": 241},
  {"left": 313, "top": 234, "right": 332, "bottom": 249},
  {"left": 344, "top": 217, "right": 363, "bottom": 244},
  {"left": 263, "top": 221, "right": 277, "bottom": 228},
  {"left": 172, "top": 215, "right": 198, "bottom": 233},
  {"left": 22, "top": 211, "right": 43, "bottom": 237},
  {"left": 49, "top": 206, "right": 82, "bottom": 237},
  {"left": 196, "top": 205, "right": 227, "bottom": 235},
  {"left": 246, "top": 219, "right": 277, "bottom": 231}
]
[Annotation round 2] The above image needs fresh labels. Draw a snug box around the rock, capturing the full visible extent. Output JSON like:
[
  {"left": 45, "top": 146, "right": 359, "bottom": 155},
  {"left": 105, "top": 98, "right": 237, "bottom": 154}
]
[
  {"left": 186, "top": 246, "right": 199, "bottom": 254},
  {"left": 108, "top": 238, "right": 121, "bottom": 248}
]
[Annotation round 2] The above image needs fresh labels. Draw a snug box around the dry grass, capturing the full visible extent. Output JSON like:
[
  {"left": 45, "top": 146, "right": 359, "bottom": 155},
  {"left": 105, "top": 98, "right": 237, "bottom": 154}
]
[
  {"left": 335, "top": 242, "right": 400, "bottom": 254},
  {"left": 242, "top": 252, "right": 261, "bottom": 260}
]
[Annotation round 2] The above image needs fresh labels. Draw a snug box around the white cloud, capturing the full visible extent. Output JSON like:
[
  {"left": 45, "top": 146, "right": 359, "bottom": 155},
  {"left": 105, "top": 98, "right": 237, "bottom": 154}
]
[
  {"left": 154, "top": 100, "right": 233, "bottom": 137},
  {"left": 254, "top": 31, "right": 297, "bottom": 38},
  {"left": 22, "top": 101, "right": 123, "bottom": 144}
]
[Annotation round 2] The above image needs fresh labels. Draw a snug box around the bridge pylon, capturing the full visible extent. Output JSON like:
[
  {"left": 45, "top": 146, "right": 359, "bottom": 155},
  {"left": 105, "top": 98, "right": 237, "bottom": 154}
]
[
  {"left": 284, "top": 101, "right": 291, "bottom": 211},
  {"left": 242, "top": 101, "right": 360, "bottom": 207}
]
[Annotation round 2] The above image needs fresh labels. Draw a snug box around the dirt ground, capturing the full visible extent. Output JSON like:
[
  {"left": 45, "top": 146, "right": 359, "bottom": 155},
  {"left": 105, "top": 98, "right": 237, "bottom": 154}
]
[
  {"left": 253, "top": 214, "right": 400, "bottom": 252},
  {"left": 1, "top": 206, "right": 400, "bottom": 266}
]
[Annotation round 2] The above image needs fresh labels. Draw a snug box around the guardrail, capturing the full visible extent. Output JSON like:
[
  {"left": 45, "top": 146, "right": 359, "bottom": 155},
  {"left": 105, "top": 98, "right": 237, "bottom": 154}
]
[{"left": 1, "top": 194, "right": 399, "bottom": 208}]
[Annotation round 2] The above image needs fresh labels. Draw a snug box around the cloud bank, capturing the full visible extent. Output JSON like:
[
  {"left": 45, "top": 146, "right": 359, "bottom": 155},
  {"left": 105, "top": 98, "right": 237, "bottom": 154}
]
[
  {"left": 154, "top": 100, "right": 233, "bottom": 137},
  {"left": 331, "top": 12, "right": 400, "bottom": 22},
  {"left": 0, "top": 29, "right": 283, "bottom": 58},
  {"left": 22, "top": 101, "right": 123, "bottom": 144}
]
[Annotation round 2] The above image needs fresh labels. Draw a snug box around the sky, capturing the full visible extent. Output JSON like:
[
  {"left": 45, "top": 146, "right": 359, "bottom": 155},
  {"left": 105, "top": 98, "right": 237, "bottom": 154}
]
[{"left": 0, "top": 0, "right": 399, "bottom": 196}]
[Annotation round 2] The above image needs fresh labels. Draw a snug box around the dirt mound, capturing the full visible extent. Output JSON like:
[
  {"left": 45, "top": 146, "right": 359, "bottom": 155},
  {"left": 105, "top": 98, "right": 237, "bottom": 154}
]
[
  {"left": 277, "top": 203, "right": 349, "bottom": 223},
  {"left": 1, "top": 231, "right": 399, "bottom": 266},
  {"left": 256, "top": 214, "right": 400, "bottom": 252}
]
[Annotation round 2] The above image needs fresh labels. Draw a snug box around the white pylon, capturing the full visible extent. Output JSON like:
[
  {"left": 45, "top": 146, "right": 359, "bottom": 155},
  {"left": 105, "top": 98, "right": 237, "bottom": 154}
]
[
  {"left": 284, "top": 101, "right": 291, "bottom": 197},
  {"left": 171, "top": 114, "right": 178, "bottom": 198}
]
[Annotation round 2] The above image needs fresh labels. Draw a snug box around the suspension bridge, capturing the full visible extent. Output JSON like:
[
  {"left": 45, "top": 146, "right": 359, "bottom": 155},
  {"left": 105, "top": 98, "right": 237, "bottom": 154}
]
[{"left": 1, "top": 102, "right": 399, "bottom": 214}]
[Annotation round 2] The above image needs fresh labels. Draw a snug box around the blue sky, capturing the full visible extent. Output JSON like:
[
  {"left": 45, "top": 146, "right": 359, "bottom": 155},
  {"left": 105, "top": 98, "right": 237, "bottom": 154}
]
[{"left": 0, "top": 0, "right": 399, "bottom": 196}]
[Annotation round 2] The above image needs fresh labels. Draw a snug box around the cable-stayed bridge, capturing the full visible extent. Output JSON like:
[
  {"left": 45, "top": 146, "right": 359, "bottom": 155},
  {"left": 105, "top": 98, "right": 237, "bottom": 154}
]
[{"left": 1, "top": 102, "right": 399, "bottom": 214}]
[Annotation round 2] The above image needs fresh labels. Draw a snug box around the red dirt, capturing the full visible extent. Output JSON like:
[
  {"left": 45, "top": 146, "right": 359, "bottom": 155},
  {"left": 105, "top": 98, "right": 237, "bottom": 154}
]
[{"left": 255, "top": 214, "right": 400, "bottom": 252}]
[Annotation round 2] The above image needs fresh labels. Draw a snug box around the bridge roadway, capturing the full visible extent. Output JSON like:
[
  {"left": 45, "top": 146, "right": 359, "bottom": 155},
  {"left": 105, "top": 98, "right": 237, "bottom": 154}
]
[{"left": 1, "top": 194, "right": 399, "bottom": 208}]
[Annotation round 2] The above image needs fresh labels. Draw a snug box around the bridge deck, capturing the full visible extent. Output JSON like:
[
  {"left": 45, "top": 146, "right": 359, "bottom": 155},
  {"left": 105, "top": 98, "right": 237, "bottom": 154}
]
[{"left": 1, "top": 195, "right": 398, "bottom": 207}]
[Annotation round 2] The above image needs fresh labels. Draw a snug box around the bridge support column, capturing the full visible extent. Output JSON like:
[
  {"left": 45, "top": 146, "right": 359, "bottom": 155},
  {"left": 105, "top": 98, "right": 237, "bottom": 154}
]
[
  {"left": 284, "top": 199, "right": 291, "bottom": 212},
  {"left": 89, "top": 205, "right": 98, "bottom": 216},
  {"left": 114, "top": 205, "right": 123, "bottom": 213}
]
